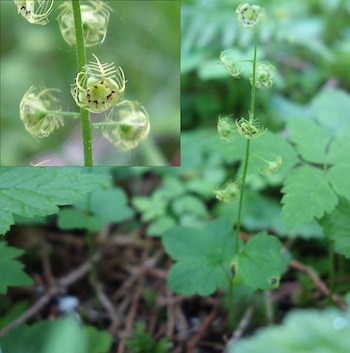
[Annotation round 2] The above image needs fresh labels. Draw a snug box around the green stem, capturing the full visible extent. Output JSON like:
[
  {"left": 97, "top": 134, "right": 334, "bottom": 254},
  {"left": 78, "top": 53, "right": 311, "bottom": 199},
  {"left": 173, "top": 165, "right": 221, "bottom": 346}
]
[
  {"left": 71, "top": 0, "right": 93, "bottom": 166},
  {"left": 250, "top": 28, "right": 258, "bottom": 122},
  {"left": 47, "top": 111, "right": 80, "bottom": 117},
  {"left": 329, "top": 238, "right": 335, "bottom": 293},
  {"left": 234, "top": 28, "right": 258, "bottom": 252}
]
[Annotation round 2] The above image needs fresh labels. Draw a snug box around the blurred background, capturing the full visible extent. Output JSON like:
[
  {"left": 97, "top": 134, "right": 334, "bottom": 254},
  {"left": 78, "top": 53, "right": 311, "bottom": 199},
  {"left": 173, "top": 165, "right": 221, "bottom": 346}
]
[{"left": 0, "top": 0, "right": 180, "bottom": 166}]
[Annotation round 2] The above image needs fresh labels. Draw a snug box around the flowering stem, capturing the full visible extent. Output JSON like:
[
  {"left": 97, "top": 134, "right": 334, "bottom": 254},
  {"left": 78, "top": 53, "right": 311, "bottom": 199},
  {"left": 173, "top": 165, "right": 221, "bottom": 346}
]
[
  {"left": 249, "top": 28, "right": 258, "bottom": 122},
  {"left": 234, "top": 28, "right": 258, "bottom": 252},
  {"left": 71, "top": 0, "right": 93, "bottom": 166}
]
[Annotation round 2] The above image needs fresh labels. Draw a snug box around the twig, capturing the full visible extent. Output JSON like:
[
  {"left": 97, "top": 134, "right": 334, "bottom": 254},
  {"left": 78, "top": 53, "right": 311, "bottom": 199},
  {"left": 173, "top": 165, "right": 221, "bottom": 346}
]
[
  {"left": 186, "top": 302, "right": 219, "bottom": 353},
  {"left": 224, "top": 303, "right": 255, "bottom": 352},
  {"left": 0, "top": 252, "right": 101, "bottom": 336},
  {"left": 290, "top": 259, "right": 346, "bottom": 309}
]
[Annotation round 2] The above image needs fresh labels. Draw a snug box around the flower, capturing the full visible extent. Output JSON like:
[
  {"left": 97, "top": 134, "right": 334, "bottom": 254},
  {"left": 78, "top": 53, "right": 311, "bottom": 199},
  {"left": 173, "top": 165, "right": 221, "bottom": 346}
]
[
  {"left": 235, "top": 117, "right": 266, "bottom": 140},
  {"left": 217, "top": 115, "right": 236, "bottom": 142},
  {"left": 20, "top": 86, "right": 63, "bottom": 138},
  {"left": 71, "top": 54, "right": 125, "bottom": 113},
  {"left": 214, "top": 181, "right": 240, "bottom": 203},
  {"left": 14, "top": 0, "right": 54, "bottom": 25},
  {"left": 220, "top": 50, "right": 243, "bottom": 78},
  {"left": 252, "top": 63, "right": 276, "bottom": 90},
  {"left": 236, "top": 3, "right": 264, "bottom": 29},
  {"left": 58, "top": 1, "right": 112, "bottom": 47},
  {"left": 96, "top": 100, "right": 150, "bottom": 151},
  {"left": 258, "top": 155, "right": 282, "bottom": 176}
]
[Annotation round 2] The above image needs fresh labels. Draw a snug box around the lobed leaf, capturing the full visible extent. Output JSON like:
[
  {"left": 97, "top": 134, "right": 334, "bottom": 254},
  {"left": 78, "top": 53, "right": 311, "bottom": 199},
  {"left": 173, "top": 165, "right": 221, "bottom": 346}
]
[
  {"left": 0, "top": 242, "right": 32, "bottom": 294},
  {"left": 0, "top": 168, "right": 108, "bottom": 235}
]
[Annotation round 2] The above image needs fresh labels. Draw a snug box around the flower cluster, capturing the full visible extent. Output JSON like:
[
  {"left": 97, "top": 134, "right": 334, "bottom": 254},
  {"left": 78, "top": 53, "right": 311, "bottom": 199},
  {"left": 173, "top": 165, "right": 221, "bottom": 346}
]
[
  {"left": 217, "top": 115, "right": 236, "bottom": 142},
  {"left": 94, "top": 100, "right": 150, "bottom": 152},
  {"left": 14, "top": 0, "right": 54, "bottom": 25},
  {"left": 20, "top": 86, "right": 63, "bottom": 138},
  {"left": 58, "top": 1, "right": 112, "bottom": 47},
  {"left": 259, "top": 155, "right": 282, "bottom": 176},
  {"left": 71, "top": 54, "right": 125, "bottom": 113}
]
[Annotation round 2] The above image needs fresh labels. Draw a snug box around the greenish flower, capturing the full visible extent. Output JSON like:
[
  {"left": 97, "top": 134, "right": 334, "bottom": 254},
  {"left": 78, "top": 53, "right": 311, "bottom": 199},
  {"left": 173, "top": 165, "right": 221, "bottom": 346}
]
[
  {"left": 235, "top": 117, "right": 266, "bottom": 140},
  {"left": 96, "top": 100, "right": 150, "bottom": 151},
  {"left": 217, "top": 115, "right": 236, "bottom": 142},
  {"left": 20, "top": 86, "right": 63, "bottom": 138},
  {"left": 71, "top": 54, "right": 125, "bottom": 113},
  {"left": 214, "top": 181, "right": 240, "bottom": 203},
  {"left": 252, "top": 63, "right": 276, "bottom": 91},
  {"left": 236, "top": 3, "right": 264, "bottom": 29},
  {"left": 14, "top": 0, "right": 53, "bottom": 25},
  {"left": 58, "top": 1, "right": 112, "bottom": 47}
]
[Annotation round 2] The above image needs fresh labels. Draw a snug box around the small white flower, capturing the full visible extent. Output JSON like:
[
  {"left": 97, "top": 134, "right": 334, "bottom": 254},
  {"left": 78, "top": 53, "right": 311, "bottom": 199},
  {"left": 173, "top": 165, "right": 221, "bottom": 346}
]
[{"left": 14, "top": 0, "right": 54, "bottom": 25}]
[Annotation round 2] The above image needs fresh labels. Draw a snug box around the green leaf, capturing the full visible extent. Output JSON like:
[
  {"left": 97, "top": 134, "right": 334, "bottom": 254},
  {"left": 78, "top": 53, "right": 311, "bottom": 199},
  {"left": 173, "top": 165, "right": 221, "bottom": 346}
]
[
  {"left": 327, "top": 164, "right": 350, "bottom": 201},
  {"left": 57, "top": 209, "right": 104, "bottom": 231},
  {"left": 163, "top": 217, "right": 233, "bottom": 296},
  {"left": 0, "top": 168, "right": 108, "bottom": 235},
  {"left": 231, "top": 233, "right": 283, "bottom": 290},
  {"left": 227, "top": 306, "right": 350, "bottom": 353},
  {"left": 147, "top": 216, "right": 176, "bottom": 237},
  {"left": 320, "top": 199, "right": 350, "bottom": 258},
  {"left": 88, "top": 188, "right": 134, "bottom": 223},
  {"left": 326, "top": 135, "right": 350, "bottom": 165},
  {"left": 0, "top": 242, "right": 32, "bottom": 294},
  {"left": 0, "top": 319, "right": 112, "bottom": 353},
  {"left": 311, "top": 88, "right": 350, "bottom": 135},
  {"left": 287, "top": 119, "right": 330, "bottom": 164},
  {"left": 171, "top": 195, "right": 208, "bottom": 218},
  {"left": 132, "top": 193, "right": 168, "bottom": 222},
  {"left": 282, "top": 165, "right": 338, "bottom": 229}
]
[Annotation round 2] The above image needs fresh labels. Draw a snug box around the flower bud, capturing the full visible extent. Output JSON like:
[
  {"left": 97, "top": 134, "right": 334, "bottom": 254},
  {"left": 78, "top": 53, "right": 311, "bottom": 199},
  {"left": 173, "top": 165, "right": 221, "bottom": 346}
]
[
  {"left": 214, "top": 181, "right": 240, "bottom": 203},
  {"left": 236, "top": 3, "right": 264, "bottom": 29},
  {"left": 259, "top": 155, "right": 282, "bottom": 176},
  {"left": 58, "top": 1, "right": 112, "bottom": 47},
  {"left": 252, "top": 63, "right": 276, "bottom": 91},
  {"left": 71, "top": 54, "right": 125, "bottom": 113},
  {"left": 20, "top": 86, "right": 63, "bottom": 138},
  {"left": 14, "top": 0, "right": 53, "bottom": 25},
  {"left": 97, "top": 100, "right": 150, "bottom": 151},
  {"left": 235, "top": 117, "right": 266, "bottom": 140},
  {"left": 217, "top": 115, "right": 236, "bottom": 142}
]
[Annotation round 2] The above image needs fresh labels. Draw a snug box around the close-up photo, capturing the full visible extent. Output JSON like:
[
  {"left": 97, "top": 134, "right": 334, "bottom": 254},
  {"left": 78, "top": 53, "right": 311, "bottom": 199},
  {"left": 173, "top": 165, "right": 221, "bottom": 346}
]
[
  {"left": 0, "top": 0, "right": 350, "bottom": 353},
  {"left": 0, "top": 0, "right": 180, "bottom": 166}
]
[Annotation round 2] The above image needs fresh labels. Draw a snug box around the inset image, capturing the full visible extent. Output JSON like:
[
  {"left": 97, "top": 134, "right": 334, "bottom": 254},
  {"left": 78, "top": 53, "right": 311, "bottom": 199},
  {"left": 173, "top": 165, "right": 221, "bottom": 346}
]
[{"left": 0, "top": 0, "right": 180, "bottom": 166}]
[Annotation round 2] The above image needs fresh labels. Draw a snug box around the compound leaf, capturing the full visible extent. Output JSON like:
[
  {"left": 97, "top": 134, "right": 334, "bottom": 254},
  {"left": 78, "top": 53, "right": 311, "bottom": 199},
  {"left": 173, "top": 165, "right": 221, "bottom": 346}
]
[
  {"left": 228, "top": 306, "right": 350, "bottom": 353},
  {"left": 0, "top": 242, "right": 32, "bottom": 294},
  {"left": 0, "top": 168, "right": 108, "bottom": 235},
  {"left": 281, "top": 165, "right": 338, "bottom": 229},
  {"left": 231, "top": 233, "right": 283, "bottom": 290},
  {"left": 327, "top": 164, "right": 350, "bottom": 201},
  {"left": 163, "top": 217, "right": 233, "bottom": 296},
  {"left": 320, "top": 199, "right": 350, "bottom": 258}
]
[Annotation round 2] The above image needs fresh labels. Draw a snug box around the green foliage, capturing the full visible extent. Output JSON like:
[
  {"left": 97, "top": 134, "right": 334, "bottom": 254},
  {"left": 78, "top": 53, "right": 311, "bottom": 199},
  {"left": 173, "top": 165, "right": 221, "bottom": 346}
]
[
  {"left": 227, "top": 306, "right": 350, "bottom": 353},
  {"left": 320, "top": 199, "right": 350, "bottom": 259},
  {"left": 58, "top": 209, "right": 104, "bottom": 231},
  {"left": 0, "top": 168, "right": 108, "bottom": 235},
  {"left": 0, "top": 242, "right": 32, "bottom": 294},
  {"left": 0, "top": 319, "right": 112, "bottom": 353},
  {"left": 282, "top": 108, "right": 350, "bottom": 231},
  {"left": 163, "top": 218, "right": 284, "bottom": 296},
  {"left": 231, "top": 233, "right": 284, "bottom": 290},
  {"left": 126, "top": 321, "right": 171, "bottom": 353},
  {"left": 163, "top": 217, "right": 233, "bottom": 296}
]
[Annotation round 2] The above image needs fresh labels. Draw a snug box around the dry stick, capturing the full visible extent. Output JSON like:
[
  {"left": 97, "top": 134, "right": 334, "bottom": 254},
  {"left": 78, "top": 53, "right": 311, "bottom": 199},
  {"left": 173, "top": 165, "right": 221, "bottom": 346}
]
[
  {"left": 96, "top": 283, "right": 120, "bottom": 333},
  {"left": 166, "top": 288, "right": 176, "bottom": 338},
  {"left": 186, "top": 302, "right": 220, "bottom": 353},
  {"left": 0, "top": 252, "right": 101, "bottom": 337},
  {"left": 290, "top": 259, "right": 347, "bottom": 310},
  {"left": 225, "top": 303, "right": 255, "bottom": 350}
]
